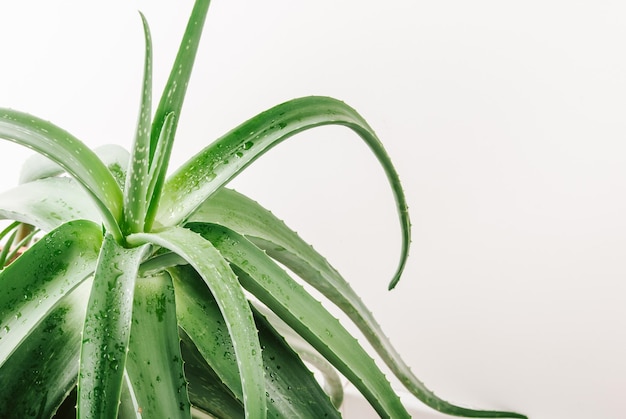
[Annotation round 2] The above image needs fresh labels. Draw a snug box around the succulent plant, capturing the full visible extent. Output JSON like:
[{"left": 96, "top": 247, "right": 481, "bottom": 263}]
[{"left": 0, "top": 1, "right": 526, "bottom": 418}]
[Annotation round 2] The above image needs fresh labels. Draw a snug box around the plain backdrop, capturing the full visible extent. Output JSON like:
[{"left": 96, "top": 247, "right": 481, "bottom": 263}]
[{"left": 1, "top": 1, "right": 625, "bottom": 418}]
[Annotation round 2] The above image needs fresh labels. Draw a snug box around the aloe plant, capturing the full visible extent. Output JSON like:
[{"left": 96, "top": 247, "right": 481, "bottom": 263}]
[{"left": 0, "top": 1, "right": 526, "bottom": 418}]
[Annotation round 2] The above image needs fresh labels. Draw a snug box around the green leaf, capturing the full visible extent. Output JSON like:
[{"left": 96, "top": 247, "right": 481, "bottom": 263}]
[
  {"left": 171, "top": 265, "right": 341, "bottom": 419},
  {"left": 149, "top": 0, "right": 211, "bottom": 166},
  {"left": 192, "top": 189, "right": 527, "bottom": 418},
  {"left": 124, "top": 12, "right": 153, "bottom": 234},
  {"left": 126, "top": 226, "right": 265, "bottom": 419},
  {"left": 0, "top": 177, "right": 101, "bottom": 231},
  {"left": 253, "top": 304, "right": 345, "bottom": 409},
  {"left": 126, "top": 271, "right": 191, "bottom": 418},
  {"left": 179, "top": 328, "right": 244, "bottom": 419},
  {"left": 144, "top": 112, "right": 177, "bottom": 231},
  {"left": 19, "top": 144, "right": 130, "bottom": 185},
  {"left": 0, "top": 110, "right": 124, "bottom": 240},
  {"left": 188, "top": 222, "right": 410, "bottom": 419},
  {"left": 0, "top": 220, "right": 102, "bottom": 365},
  {"left": 0, "top": 280, "right": 91, "bottom": 419},
  {"left": 77, "top": 234, "right": 150, "bottom": 418},
  {"left": 157, "top": 96, "right": 410, "bottom": 290}
]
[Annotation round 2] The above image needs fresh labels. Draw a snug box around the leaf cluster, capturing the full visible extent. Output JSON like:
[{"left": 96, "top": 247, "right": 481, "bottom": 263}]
[{"left": 0, "top": 1, "right": 526, "bottom": 418}]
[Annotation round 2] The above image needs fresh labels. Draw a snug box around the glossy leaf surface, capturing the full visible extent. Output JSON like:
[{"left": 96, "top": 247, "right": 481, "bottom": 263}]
[
  {"left": 78, "top": 234, "right": 150, "bottom": 418},
  {"left": 0, "top": 281, "right": 90, "bottom": 418},
  {"left": 189, "top": 222, "right": 410, "bottom": 418},
  {"left": 126, "top": 272, "right": 190, "bottom": 418},
  {"left": 0, "top": 110, "right": 123, "bottom": 240},
  {"left": 158, "top": 96, "right": 410, "bottom": 290},
  {"left": 171, "top": 265, "right": 342, "bottom": 419},
  {"left": 0, "top": 220, "right": 102, "bottom": 365},
  {"left": 127, "top": 227, "right": 266, "bottom": 419}
]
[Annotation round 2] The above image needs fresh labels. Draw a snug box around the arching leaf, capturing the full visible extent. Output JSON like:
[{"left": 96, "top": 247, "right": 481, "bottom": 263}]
[{"left": 157, "top": 96, "right": 410, "bottom": 290}]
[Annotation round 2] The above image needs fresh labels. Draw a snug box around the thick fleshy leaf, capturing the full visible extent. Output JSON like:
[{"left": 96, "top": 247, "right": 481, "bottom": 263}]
[
  {"left": 188, "top": 222, "right": 410, "bottom": 419},
  {"left": 0, "top": 110, "right": 123, "bottom": 240},
  {"left": 0, "top": 177, "right": 101, "bottom": 231},
  {"left": 253, "top": 304, "right": 345, "bottom": 409},
  {"left": 179, "top": 328, "right": 244, "bottom": 419},
  {"left": 126, "top": 271, "right": 191, "bottom": 418},
  {"left": 192, "top": 189, "right": 527, "bottom": 418},
  {"left": 149, "top": 0, "right": 211, "bottom": 161},
  {"left": 124, "top": 12, "right": 153, "bottom": 234},
  {"left": 0, "top": 280, "right": 90, "bottom": 418},
  {"left": 126, "top": 227, "right": 265, "bottom": 419},
  {"left": 144, "top": 112, "right": 177, "bottom": 231},
  {"left": 77, "top": 234, "right": 151, "bottom": 418},
  {"left": 0, "top": 220, "right": 102, "bottom": 365},
  {"left": 170, "top": 265, "right": 341, "bottom": 419},
  {"left": 19, "top": 144, "right": 130, "bottom": 185},
  {"left": 157, "top": 96, "right": 410, "bottom": 290}
]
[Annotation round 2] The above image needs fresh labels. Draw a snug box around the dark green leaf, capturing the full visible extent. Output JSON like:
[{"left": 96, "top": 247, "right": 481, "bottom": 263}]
[
  {"left": 0, "top": 220, "right": 102, "bottom": 365},
  {"left": 0, "top": 281, "right": 90, "bottom": 419}
]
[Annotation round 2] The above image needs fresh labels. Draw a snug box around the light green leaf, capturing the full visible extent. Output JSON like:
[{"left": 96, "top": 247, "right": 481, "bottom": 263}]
[
  {"left": 126, "top": 271, "right": 190, "bottom": 418},
  {"left": 188, "top": 222, "right": 410, "bottom": 419},
  {"left": 119, "top": 370, "right": 142, "bottom": 419},
  {"left": 192, "top": 188, "right": 527, "bottom": 418},
  {"left": 124, "top": 12, "right": 153, "bottom": 234},
  {"left": 0, "top": 110, "right": 123, "bottom": 240},
  {"left": 0, "top": 177, "right": 101, "bottom": 231},
  {"left": 0, "top": 280, "right": 91, "bottom": 418},
  {"left": 158, "top": 96, "right": 410, "bottom": 289},
  {"left": 77, "top": 234, "right": 151, "bottom": 418},
  {"left": 127, "top": 226, "right": 265, "bottom": 419},
  {"left": 0, "top": 220, "right": 102, "bottom": 365}
]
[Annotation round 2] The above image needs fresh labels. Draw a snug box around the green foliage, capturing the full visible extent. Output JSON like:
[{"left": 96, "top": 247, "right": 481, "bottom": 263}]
[{"left": 0, "top": 1, "right": 526, "bottom": 418}]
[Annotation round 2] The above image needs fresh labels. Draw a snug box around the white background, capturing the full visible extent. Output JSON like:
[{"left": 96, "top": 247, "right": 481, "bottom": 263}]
[{"left": 1, "top": 1, "right": 625, "bottom": 418}]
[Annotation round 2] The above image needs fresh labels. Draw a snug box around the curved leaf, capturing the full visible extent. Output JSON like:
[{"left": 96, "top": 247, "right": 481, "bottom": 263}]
[
  {"left": 19, "top": 144, "right": 130, "bottom": 185},
  {"left": 0, "top": 220, "right": 102, "bottom": 365},
  {"left": 126, "top": 271, "right": 190, "bottom": 418},
  {"left": 0, "top": 177, "right": 101, "bottom": 231},
  {"left": 126, "top": 227, "right": 265, "bottom": 419},
  {"left": 77, "top": 234, "right": 150, "bottom": 418},
  {"left": 157, "top": 96, "right": 410, "bottom": 290},
  {"left": 0, "top": 280, "right": 91, "bottom": 418},
  {"left": 188, "top": 222, "right": 410, "bottom": 419},
  {"left": 192, "top": 188, "right": 527, "bottom": 418},
  {"left": 0, "top": 110, "right": 123, "bottom": 240}
]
